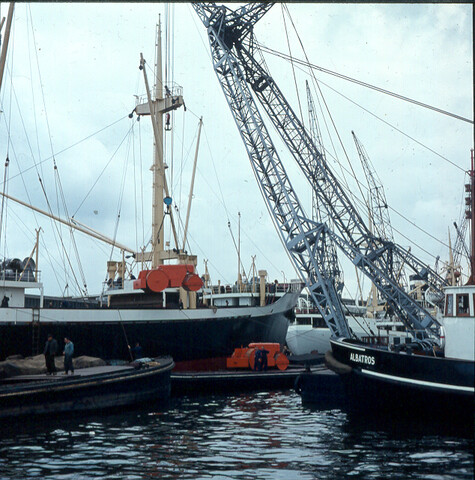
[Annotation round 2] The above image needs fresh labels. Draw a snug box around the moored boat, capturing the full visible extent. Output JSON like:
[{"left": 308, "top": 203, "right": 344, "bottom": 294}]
[
  {"left": 326, "top": 155, "right": 475, "bottom": 422},
  {"left": 190, "top": 2, "right": 473, "bottom": 422},
  {"left": 286, "top": 295, "right": 377, "bottom": 355},
  {"left": 0, "top": 356, "right": 174, "bottom": 418},
  {"left": 0, "top": 276, "right": 298, "bottom": 369}
]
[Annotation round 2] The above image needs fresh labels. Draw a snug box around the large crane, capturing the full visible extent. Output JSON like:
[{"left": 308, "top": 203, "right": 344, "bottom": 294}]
[
  {"left": 352, "top": 132, "right": 396, "bottom": 246},
  {"left": 453, "top": 219, "right": 469, "bottom": 276},
  {"left": 193, "top": 3, "right": 447, "bottom": 341},
  {"left": 193, "top": 2, "right": 350, "bottom": 338}
]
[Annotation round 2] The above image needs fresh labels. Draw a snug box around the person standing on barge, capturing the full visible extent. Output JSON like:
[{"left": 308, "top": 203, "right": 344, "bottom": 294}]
[
  {"left": 44, "top": 334, "right": 58, "bottom": 375},
  {"left": 63, "top": 337, "right": 74, "bottom": 375}
]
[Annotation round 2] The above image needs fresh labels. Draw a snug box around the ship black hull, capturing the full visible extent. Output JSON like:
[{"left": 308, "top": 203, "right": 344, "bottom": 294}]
[
  {"left": 0, "top": 357, "right": 173, "bottom": 418},
  {"left": 329, "top": 338, "right": 474, "bottom": 422},
  {"left": 0, "top": 294, "right": 296, "bottom": 367}
]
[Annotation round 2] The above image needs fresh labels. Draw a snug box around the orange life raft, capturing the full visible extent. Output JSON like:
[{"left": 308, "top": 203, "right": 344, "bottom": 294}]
[{"left": 226, "top": 343, "right": 289, "bottom": 371}]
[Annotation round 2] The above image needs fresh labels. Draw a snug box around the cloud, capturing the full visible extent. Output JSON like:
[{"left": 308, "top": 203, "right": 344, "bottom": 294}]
[{"left": 0, "top": 3, "right": 472, "bottom": 297}]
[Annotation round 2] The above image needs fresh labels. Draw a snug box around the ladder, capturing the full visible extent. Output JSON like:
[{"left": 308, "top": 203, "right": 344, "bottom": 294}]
[{"left": 31, "top": 308, "right": 40, "bottom": 355}]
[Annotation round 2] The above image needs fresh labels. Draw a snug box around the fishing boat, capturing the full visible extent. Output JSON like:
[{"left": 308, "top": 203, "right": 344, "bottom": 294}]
[
  {"left": 0, "top": 356, "right": 174, "bottom": 418},
  {"left": 327, "top": 154, "right": 475, "bottom": 421},
  {"left": 0, "top": 7, "right": 299, "bottom": 370}
]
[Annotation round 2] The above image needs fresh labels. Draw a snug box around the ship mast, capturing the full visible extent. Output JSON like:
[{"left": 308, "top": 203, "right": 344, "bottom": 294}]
[
  {"left": 152, "top": 20, "right": 165, "bottom": 268},
  {"left": 0, "top": 2, "right": 14, "bottom": 93},
  {"left": 134, "top": 17, "right": 184, "bottom": 268}
]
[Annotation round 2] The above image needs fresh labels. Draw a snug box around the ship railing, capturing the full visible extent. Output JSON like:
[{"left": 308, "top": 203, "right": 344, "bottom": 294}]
[
  {"left": 360, "top": 335, "right": 389, "bottom": 346},
  {"left": 135, "top": 82, "right": 183, "bottom": 105},
  {"left": 295, "top": 308, "right": 320, "bottom": 315},
  {"left": 103, "top": 278, "right": 124, "bottom": 291},
  {"left": 0, "top": 270, "right": 40, "bottom": 282},
  {"left": 209, "top": 281, "right": 303, "bottom": 295},
  {"left": 210, "top": 284, "right": 259, "bottom": 295},
  {"left": 162, "top": 82, "right": 183, "bottom": 98}
]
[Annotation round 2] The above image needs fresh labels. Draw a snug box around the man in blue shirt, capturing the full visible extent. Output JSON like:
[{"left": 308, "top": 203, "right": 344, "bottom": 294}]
[{"left": 63, "top": 337, "right": 74, "bottom": 375}]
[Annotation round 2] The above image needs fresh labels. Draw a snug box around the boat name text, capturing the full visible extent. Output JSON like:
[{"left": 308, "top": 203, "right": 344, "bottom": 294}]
[{"left": 349, "top": 352, "right": 375, "bottom": 365}]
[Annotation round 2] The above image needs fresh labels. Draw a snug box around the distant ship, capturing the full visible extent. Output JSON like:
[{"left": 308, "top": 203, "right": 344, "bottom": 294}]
[{"left": 286, "top": 294, "right": 377, "bottom": 355}]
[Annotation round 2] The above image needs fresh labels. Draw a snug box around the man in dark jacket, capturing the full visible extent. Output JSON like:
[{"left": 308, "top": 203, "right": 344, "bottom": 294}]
[
  {"left": 44, "top": 334, "right": 58, "bottom": 375},
  {"left": 128, "top": 342, "right": 143, "bottom": 360}
]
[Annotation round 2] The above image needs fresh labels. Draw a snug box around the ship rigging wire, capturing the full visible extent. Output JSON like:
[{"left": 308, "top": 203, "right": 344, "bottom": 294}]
[
  {"left": 27, "top": 4, "right": 89, "bottom": 295},
  {"left": 256, "top": 43, "right": 473, "bottom": 126},
  {"left": 274, "top": 5, "right": 469, "bottom": 270},
  {"left": 0, "top": 115, "right": 130, "bottom": 186},
  {"left": 72, "top": 123, "right": 135, "bottom": 218},
  {"left": 279, "top": 5, "right": 441, "bottom": 282},
  {"left": 0, "top": 27, "right": 83, "bottom": 296}
]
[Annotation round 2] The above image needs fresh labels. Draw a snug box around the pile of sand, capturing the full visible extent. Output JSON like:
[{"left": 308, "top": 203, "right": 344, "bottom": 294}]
[{"left": 0, "top": 354, "right": 107, "bottom": 378}]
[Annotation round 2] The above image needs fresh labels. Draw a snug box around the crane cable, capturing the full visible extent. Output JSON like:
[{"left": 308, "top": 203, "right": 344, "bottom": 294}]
[
  {"left": 274, "top": 7, "right": 468, "bottom": 263},
  {"left": 281, "top": 5, "right": 304, "bottom": 124},
  {"left": 257, "top": 43, "right": 473, "bottom": 126},
  {"left": 282, "top": 4, "right": 371, "bottom": 234}
]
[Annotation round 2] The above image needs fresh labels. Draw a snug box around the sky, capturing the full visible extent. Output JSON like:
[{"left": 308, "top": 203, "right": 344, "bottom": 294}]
[{"left": 0, "top": 2, "right": 473, "bottom": 299}]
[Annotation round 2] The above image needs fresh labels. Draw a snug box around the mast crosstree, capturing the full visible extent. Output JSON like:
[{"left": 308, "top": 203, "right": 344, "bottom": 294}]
[{"left": 133, "top": 21, "right": 185, "bottom": 268}]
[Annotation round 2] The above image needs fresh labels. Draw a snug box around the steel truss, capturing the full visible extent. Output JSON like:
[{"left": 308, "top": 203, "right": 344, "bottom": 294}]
[{"left": 194, "top": 3, "right": 446, "bottom": 339}]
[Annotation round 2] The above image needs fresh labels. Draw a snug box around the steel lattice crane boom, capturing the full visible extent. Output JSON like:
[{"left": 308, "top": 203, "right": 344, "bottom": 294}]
[
  {"left": 352, "top": 131, "right": 408, "bottom": 294},
  {"left": 352, "top": 132, "right": 394, "bottom": 243},
  {"left": 193, "top": 2, "right": 447, "bottom": 340},
  {"left": 305, "top": 80, "right": 342, "bottom": 293},
  {"left": 453, "top": 219, "right": 469, "bottom": 272},
  {"left": 193, "top": 2, "right": 350, "bottom": 338},
  {"left": 305, "top": 79, "right": 328, "bottom": 226}
]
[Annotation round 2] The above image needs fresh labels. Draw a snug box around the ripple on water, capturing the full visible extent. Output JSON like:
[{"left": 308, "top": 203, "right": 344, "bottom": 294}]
[{"left": 0, "top": 391, "right": 472, "bottom": 480}]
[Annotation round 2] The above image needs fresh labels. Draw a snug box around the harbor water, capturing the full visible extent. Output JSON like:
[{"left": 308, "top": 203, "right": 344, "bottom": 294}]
[{"left": 0, "top": 390, "right": 472, "bottom": 479}]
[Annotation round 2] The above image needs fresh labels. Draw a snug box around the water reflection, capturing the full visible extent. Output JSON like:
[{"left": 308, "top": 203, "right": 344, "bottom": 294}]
[{"left": 0, "top": 391, "right": 472, "bottom": 480}]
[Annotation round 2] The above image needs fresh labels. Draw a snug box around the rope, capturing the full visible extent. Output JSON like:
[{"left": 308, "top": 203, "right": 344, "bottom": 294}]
[
  {"left": 0, "top": 115, "right": 129, "bottom": 187},
  {"left": 283, "top": 4, "right": 370, "bottom": 215},
  {"left": 72, "top": 122, "right": 135, "bottom": 217}
]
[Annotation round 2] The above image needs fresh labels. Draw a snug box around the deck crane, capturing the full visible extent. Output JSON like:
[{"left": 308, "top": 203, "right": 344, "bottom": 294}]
[
  {"left": 352, "top": 131, "right": 408, "bottom": 312},
  {"left": 193, "top": 3, "right": 448, "bottom": 342},
  {"left": 305, "top": 80, "right": 342, "bottom": 293}
]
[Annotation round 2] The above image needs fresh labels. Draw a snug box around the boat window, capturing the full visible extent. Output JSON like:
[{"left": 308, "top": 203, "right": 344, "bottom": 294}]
[
  {"left": 312, "top": 317, "right": 326, "bottom": 328},
  {"left": 456, "top": 293, "right": 470, "bottom": 316},
  {"left": 445, "top": 294, "right": 454, "bottom": 316}
]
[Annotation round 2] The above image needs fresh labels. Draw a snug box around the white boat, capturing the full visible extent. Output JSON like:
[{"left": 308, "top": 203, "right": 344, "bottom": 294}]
[{"left": 286, "top": 294, "right": 379, "bottom": 355}]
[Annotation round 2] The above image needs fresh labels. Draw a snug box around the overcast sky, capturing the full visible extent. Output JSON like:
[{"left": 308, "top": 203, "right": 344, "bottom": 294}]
[{"left": 0, "top": 2, "right": 473, "bottom": 299}]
